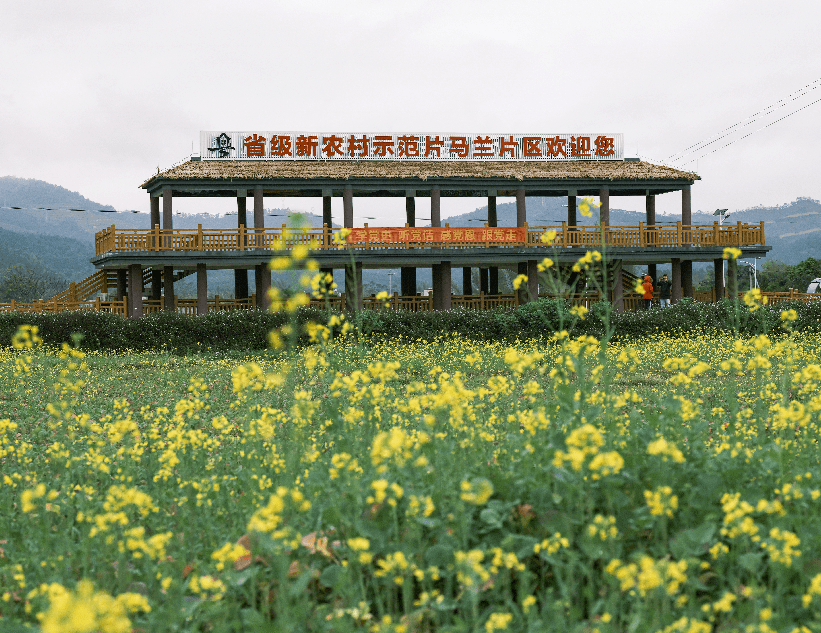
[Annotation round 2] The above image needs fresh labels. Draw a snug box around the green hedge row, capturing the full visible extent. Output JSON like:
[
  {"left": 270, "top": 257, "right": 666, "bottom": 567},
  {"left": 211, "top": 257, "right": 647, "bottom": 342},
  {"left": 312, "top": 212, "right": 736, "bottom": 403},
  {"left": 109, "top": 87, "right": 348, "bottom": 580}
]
[{"left": 0, "top": 299, "right": 817, "bottom": 352}]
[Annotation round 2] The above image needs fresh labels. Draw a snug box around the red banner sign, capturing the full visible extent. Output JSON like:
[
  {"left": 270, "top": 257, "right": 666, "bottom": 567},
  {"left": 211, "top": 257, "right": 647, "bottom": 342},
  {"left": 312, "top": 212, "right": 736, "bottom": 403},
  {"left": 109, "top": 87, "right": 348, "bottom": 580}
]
[{"left": 344, "top": 226, "right": 527, "bottom": 244}]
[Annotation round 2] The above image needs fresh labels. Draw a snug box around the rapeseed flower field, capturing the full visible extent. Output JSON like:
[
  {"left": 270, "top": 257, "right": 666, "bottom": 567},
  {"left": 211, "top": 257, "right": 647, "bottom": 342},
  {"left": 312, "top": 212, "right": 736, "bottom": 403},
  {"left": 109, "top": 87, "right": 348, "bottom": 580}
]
[{"left": 3, "top": 315, "right": 821, "bottom": 633}]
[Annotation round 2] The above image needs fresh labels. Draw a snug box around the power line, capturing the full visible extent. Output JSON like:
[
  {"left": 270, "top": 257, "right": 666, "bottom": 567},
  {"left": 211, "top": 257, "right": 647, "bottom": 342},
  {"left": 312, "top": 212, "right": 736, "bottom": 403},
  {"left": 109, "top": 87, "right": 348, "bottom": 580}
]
[
  {"left": 667, "top": 77, "right": 821, "bottom": 163},
  {"left": 677, "top": 95, "right": 821, "bottom": 166},
  {"left": 0, "top": 205, "right": 137, "bottom": 213}
]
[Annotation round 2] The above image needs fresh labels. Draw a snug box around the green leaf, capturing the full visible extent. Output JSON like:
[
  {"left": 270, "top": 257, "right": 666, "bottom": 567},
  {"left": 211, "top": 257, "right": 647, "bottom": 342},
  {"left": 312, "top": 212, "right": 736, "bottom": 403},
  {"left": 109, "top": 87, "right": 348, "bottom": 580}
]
[
  {"left": 425, "top": 544, "right": 454, "bottom": 568},
  {"left": 319, "top": 564, "right": 345, "bottom": 589},
  {"left": 669, "top": 521, "right": 716, "bottom": 559},
  {"left": 738, "top": 552, "right": 763, "bottom": 573}
]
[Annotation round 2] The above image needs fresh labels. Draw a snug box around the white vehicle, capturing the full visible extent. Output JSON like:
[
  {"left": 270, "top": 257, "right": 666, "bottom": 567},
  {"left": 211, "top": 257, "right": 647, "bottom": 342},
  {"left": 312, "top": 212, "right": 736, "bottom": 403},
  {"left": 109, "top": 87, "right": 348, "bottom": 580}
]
[{"left": 807, "top": 278, "right": 821, "bottom": 293}]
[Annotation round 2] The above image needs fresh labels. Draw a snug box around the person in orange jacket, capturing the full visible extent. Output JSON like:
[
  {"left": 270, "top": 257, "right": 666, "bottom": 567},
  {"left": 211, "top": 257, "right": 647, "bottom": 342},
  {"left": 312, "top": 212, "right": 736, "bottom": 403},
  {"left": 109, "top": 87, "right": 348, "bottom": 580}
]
[{"left": 642, "top": 275, "right": 654, "bottom": 310}]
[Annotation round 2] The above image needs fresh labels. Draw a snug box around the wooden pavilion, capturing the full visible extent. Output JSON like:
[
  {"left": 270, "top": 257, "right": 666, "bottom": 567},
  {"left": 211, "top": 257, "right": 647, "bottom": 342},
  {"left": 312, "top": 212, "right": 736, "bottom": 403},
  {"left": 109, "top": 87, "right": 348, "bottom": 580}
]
[{"left": 90, "top": 132, "right": 770, "bottom": 318}]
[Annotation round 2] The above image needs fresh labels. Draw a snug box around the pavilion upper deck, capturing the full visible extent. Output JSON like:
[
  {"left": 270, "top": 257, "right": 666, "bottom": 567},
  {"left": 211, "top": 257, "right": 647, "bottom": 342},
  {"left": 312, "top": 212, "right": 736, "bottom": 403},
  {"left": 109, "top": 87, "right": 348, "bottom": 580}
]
[{"left": 95, "top": 221, "right": 765, "bottom": 256}]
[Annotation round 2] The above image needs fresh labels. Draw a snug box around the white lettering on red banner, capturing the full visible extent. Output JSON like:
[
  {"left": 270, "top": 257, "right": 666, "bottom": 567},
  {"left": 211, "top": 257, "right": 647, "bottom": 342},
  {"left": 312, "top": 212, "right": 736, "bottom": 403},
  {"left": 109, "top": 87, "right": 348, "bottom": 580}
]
[{"left": 200, "top": 132, "right": 623, "bottom": 161}]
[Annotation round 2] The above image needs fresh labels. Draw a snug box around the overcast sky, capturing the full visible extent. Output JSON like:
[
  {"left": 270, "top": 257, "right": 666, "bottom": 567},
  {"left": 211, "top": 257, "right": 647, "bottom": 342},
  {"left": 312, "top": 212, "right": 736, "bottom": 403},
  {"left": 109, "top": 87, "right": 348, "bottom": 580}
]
[{"left": 2, "top": 0, "right": 820, "bottom": 225}]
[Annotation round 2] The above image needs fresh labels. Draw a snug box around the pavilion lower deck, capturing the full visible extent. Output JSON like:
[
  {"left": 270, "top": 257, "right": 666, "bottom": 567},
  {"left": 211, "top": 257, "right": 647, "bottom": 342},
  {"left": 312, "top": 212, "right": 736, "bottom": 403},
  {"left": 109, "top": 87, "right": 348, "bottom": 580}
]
[{"left": 81, "top": 221, "right": 772, "bottom": 318}]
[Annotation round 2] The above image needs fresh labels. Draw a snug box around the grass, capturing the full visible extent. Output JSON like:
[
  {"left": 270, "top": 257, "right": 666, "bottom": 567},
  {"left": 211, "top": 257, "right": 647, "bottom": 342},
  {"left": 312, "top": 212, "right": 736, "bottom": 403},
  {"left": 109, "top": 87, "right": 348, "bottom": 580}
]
[{"left": 2, "top": 325, "right": 821, "bottom": 632}]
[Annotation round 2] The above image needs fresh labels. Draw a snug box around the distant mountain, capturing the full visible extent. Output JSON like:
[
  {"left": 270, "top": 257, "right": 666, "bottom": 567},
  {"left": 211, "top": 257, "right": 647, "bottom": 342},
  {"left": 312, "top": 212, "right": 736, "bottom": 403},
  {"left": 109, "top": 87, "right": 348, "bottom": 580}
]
[
  {"left": 0, "top": 227, "right": 96, "bottom": 281},
  {"left": 2, "top": 176, "right": 818, "bottom": 276}
]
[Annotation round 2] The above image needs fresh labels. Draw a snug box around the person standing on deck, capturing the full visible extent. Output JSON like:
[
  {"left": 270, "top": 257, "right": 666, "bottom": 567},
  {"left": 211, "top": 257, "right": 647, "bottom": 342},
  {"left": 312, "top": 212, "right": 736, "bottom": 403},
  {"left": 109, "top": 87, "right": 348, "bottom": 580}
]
[
  {"left": 658, "top": 274, "right": 672, "bottom": 308},
  {"left": 642, "top": 275, "right": 654, "bottom": 310}
]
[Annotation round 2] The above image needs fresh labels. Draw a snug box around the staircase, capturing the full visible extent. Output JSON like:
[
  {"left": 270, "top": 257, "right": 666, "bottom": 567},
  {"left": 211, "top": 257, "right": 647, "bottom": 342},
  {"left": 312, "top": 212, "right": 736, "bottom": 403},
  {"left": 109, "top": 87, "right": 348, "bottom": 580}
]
[{"left": 48, "top": 268, "right": 194, "bottom": 302}]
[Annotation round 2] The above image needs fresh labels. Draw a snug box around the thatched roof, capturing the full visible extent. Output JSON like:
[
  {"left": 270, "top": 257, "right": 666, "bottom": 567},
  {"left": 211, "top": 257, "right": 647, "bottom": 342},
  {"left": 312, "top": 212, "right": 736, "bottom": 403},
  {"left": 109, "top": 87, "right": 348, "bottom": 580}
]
[{"left": 141, "top": 159, "right": 698, "bottom": 189}]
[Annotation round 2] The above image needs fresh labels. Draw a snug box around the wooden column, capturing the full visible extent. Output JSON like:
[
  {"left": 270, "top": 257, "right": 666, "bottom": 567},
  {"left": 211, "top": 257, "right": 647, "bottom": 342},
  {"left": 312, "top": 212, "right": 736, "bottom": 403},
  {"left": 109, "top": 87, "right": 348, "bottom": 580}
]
[
  {"left": 567, "top": 191, "right": 577, "bottom": 227},
  {"left": 462, "top": 268, "right": 472, "bottom": 295},
  {"left": 646, "top": 193, "right": 656, "bottom": 226},
  {"left": 343, "top": 185, "right": 353, "bottom": 228},
  {"left": 681, "top": 185, "right": 691, "bottom": 226},
  {"left": 345, "top": 263, "right": 363, "bottom": 310},
  {"left": 647, "top": 264, "right": 657, "bottom": 286},
  {"left": 488, "top": 192, "right": 498, "bottom": 294},
  {"left": 714, "top": 259, "right": 725, "bottom": 300},
  {"left": 516, "top": 188, "right": 527, "bottom": 301},
  {"left": 431, "top": 187, "right": 441, "bottom": 227},
  {"left": 163, "top": 266, "right": 174, "bottom": 311},
  {"left": 235, "top": 192, "right": 249, "bottom": 299},
  {"left": 162, "top": 187, "right": 173, "bottom": 230},
  {"left": 151, "top": 269, "right": 162, "bottom": 301},
  {"left": 439, "top": 261, "right": 452, "bottom": 310},
  {"left": 517, "top": 262, "right": 528, "bottom": 304},
  {"left": 128, "top": 264, "right": 143, "bottom": 319},
  {"left": 600, "top": 187, "right": 610, "bottom": 226},
  {"left": 161, "top": 187, "right": 174, "bottom": 311},
  {"left": 516, "top": 188, "right": 526, "bottom": 226},
  {"left": 681, "top": 186, "right": 693, "bottom": 294},
  {"left": 150, "top": 195, "right": 160, "bottom": 229},
  {"left": 612, "top": 259, "right": 624, "bottom": 313},
  {"left": 197, "top": 263, "right": 207, "bottom": 315},
  {"left": 401, "top": 192, "right": 416, "bottom": 295},
  {"left": 430, "top": 188, "right": 445, "bottom": 306},
  {"left": 681, "top": 261, "right": 693, "bottom": 299},
  {"left": 253, "top": 186, "right": 264, "bottom": 248},
  {"left": 321, "top": 192, "right": 334, "bottom": 281},
  {"left": 255, "top": 265, "right": 271, "bottom": 311},
  {"left": 727, "top": 258, "right": 738, "bottom": 299},
  {"left": 671, "top": 258, "right": 682, "bottom": 303},
  {"left": 479, "top": 268, "right": 489, "bottom": 294},
  {"left": 116, "top": 269, "right": 127, "bottom": 301},
  {"left": 527, "top": 260, "right": 538, "bottom": 303}
]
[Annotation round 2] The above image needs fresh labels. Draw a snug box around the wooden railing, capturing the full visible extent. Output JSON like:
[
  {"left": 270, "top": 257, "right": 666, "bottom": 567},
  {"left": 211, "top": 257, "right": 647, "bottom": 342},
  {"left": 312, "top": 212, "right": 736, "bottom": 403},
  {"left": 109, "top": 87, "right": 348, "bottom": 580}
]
[
  {"left": 6, "top": 287, "right": 819, "bottom": 317},
  {"left": 95, "top": 221, "right": 766, "bottom": 255}
]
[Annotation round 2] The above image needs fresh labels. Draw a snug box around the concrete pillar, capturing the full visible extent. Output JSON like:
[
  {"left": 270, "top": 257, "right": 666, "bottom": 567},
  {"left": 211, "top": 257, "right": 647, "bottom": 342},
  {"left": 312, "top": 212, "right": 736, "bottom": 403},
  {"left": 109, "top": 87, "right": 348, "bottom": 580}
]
[
  {"left": 163, "top": 266, "right": 174, "bottom": 311},
  {"left": 343, "top": 185, "right": 353, "bottom": 228},
  {"left": 151, "top": 269, "right": 162, "bottom": 301},
  {"left": 431, "top": 188, "right": 441, "bottom": 227},
  {"left": 671, "top": 258, "right": 682, "bottom": 303},
  {"left": 345, "top": 263, "right": 363, "bottom": 310},
  {"left": 197, "top": 263, "right": 207, "bottom": 315},
  {"left": 600, "top": 187, "right": 610, "bottom": 226},
  {"left": 462, "top": 268, "right": 472, "bottom": 295},
  {"left": 116, "top": 269, "right": 127, "bottom": 301},
  {"left": 527, "top": 260, "right": 538, "bottom": 302},
  {"left": 516, "top": 188, "right": 526, "bottom": 227},
  {"left": 727, "top": 258, "right": 738, "bottom": 299},
  {"left": 402, "top": 193, "right": 416, "bottom": 295},
  {"left": 714, "top": 258, "right": 725, "bottom": 300},
  {"left": 128, "top": 264, "right": 143, "bottom": 319},
  {"left": 162, "top": 187, "right": 172, "bottom": 230},
  {"left": 682, "top": 260, "right": 693, "bottom": 299},
  {"left": 612, "top": 259, "right": 624, "bottom": 313},
  {"left": 150, "top": 196, "right": 160, "bottom": 229},
  {"left": 488, "top": 193, "right": 498, "bottom": 294}
]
